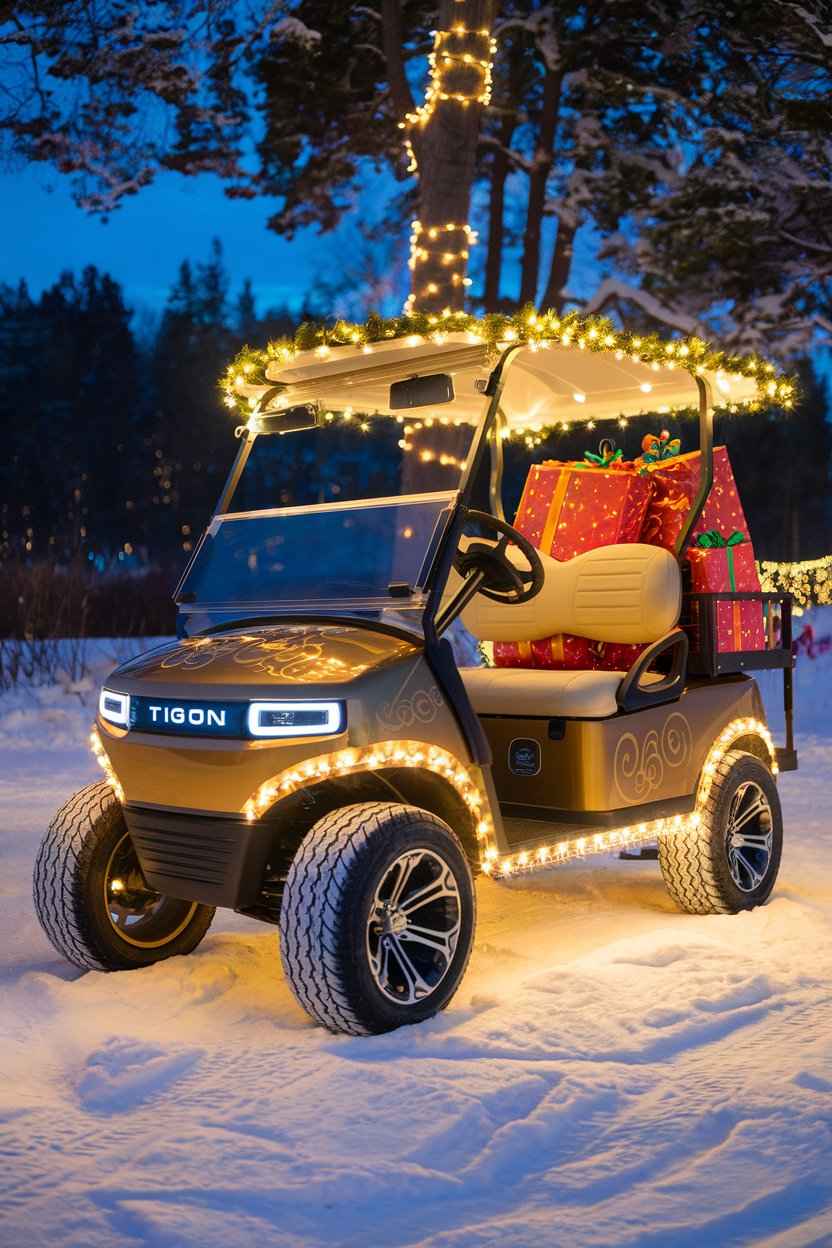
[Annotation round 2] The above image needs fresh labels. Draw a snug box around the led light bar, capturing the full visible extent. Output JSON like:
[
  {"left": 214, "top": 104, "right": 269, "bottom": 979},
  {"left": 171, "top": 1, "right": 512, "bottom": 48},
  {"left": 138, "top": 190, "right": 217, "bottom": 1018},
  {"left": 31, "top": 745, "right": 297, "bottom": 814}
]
[
  {"left": 247, "top": 701, "right": 345, "bottom": 739},
  {"left": 99, "top": 688, "right": 130, "bottom": 727}
]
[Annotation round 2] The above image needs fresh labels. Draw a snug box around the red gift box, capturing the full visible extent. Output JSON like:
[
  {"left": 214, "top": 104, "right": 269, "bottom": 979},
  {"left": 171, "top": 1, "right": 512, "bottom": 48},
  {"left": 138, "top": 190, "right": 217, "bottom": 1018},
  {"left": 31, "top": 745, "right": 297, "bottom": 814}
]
[
  {"left": 640, "top": 445, "right": 751, "bottom": 553},
  {"left": 593, "top": 640, "right": 648, "bottom": 671},
  {"left": 494, "top": 628, "right": 649, "bottom": 675},
  {"left": 687, "top": 532, "right": 765, "bottom": 652},
  {"left": 495, "top": 460, "right": 654, "bottom": 671},
  {"left": 495, "top": 635, "right": 598, "bottom": 669},
  {"left": 513, "top": 460, "right": 652, "bottom": 560}
]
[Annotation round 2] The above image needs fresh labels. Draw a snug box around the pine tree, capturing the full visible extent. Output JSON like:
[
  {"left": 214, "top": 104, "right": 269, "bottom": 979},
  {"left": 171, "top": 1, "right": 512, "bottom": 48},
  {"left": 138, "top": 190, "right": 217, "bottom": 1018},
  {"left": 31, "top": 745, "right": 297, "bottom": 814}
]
[
  {"left": 236, "top": 279, "right": 257, "bottom": 337},
  {"left": 2, "top": 3, "right": 832, "bottom": 349},
  {"left": 0, "top": 267, "right": 139, "bottom": 561},
  {"left": 150, "top": 241, "right": 237, "bottom": 554}
]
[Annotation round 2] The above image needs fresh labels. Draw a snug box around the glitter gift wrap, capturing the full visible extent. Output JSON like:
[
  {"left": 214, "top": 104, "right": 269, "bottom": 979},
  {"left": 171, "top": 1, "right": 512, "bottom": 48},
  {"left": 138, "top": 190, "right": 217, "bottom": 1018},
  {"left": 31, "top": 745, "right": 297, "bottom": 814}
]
[
  {"left": 493, "top": 636, "right": 647, "bottom": 671},
  {"left": 512, "top": 459, "right": 653, "bottom": 561},
  {"left": 495, "top": 460, "right": 653, "bottom": 671},
  {"left": 640, "top": 445, "right": 751, "bottom": 553},
  {"left": 687, "top": 534, "right": 765, "bottom": 653}
]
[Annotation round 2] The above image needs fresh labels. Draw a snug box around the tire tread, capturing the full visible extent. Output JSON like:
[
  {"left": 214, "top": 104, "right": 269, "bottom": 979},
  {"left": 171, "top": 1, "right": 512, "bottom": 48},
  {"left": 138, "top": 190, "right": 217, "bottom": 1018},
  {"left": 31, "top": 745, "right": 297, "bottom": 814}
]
[
  {"left": 279, "top": 802, "right": 473, "bottom": 1036},
  {"left": 33, "top": 780, "right": 115, "bottom": 970},
  {"left": 33, "top": 780, "right": 214, "bottom": 971},
  {"left": 658, "top": 748, "right": 779, "bottom": 915}
]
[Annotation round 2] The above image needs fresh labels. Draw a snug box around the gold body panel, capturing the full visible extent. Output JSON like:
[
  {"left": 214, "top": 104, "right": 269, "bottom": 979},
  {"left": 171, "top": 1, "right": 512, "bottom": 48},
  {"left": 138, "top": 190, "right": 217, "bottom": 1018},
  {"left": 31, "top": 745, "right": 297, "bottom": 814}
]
[
  {"left": 99, "top": 624, "right": 481, "bottom": 818},
  {"left": 98, "top": 625, "right": 771, "bottom": 877},
  {"left": 482, "top": 677, "right": 767, "bottom": 852}
]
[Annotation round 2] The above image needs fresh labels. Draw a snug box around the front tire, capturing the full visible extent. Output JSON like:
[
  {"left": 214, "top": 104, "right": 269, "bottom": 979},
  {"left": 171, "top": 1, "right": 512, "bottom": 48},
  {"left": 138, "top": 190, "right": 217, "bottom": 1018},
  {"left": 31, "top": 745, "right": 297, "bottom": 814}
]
[
  {"left": 658, "top": 749, "right": 782, "bottom": 914},
  {"left": 33, "top": 780, "right": 215, "bottom": 971},
  {"left": 279, "top": 803, "right": 476, "bottom": 1035}
]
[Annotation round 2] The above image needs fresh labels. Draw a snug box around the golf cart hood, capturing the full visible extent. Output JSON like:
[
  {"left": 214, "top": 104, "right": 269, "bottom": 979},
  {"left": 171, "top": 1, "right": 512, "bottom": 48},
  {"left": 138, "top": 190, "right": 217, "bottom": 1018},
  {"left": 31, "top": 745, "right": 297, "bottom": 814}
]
[
  {"left": 94, "top": 620, "right": 473, "bottom": 820},
  {"left": 106, "top": 623, "right": 419, "bottom": 698}
]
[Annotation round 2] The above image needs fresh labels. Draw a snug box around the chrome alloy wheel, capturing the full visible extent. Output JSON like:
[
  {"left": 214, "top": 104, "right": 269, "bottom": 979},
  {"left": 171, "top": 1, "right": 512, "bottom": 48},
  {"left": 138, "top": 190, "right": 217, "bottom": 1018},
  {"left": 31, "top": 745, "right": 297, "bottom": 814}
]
[
  {"left": 104, "top": 832, "right": 197, "bottom": 949},
  {"left": 366, "top": 849, "right": 462, "bottom": 1005},
  {"left": 725, "top": 780, "right": 774, "bottom": 893}
]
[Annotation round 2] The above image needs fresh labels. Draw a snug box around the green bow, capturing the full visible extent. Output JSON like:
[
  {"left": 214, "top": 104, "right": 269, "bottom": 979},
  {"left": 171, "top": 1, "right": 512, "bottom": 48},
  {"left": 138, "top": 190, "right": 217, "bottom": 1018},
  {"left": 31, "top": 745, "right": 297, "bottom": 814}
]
[
  {"left": 582, "top": 447, "right": 623, "bottom": 467},
  {"left": 695, "top": 529, "right": 745, "bottom": 549},
  {"left": 695, "top": 529, "right": 746, "bottom": 590},
  {"left": 641, "top": 436, "right": 681, "bottom": 463}
]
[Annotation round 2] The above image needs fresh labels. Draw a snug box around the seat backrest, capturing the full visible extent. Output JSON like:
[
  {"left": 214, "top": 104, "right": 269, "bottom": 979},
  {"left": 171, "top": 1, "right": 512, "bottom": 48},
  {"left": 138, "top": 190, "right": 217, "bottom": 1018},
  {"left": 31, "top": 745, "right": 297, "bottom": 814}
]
[{"left": 457, "top": 542, "right": 681, "bottom": 644}]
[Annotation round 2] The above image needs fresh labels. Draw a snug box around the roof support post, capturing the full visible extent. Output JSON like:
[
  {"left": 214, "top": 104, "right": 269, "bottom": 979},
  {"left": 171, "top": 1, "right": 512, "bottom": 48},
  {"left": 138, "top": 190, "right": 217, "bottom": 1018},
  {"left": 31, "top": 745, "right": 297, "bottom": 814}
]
[
  {"left": 674, "top": 374, "right": 714, "bottom": 561},
  {"left": 215, "top": 429, "right": 256, "bottom": 517},
  {"left": 488, "top": 405, "right": 506, "bottom": 521}
]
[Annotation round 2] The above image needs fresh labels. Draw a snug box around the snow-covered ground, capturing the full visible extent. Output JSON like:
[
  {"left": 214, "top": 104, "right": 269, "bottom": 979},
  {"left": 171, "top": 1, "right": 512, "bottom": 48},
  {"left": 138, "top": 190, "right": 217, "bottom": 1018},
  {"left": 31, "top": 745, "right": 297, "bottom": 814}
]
[{"left": 1, "top": 628, "right": 831, "bottom": 1247}]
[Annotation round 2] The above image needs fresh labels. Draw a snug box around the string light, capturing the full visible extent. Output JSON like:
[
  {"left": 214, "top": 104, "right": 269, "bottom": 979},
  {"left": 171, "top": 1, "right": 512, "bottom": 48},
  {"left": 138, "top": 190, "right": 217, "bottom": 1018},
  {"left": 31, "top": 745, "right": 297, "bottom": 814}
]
[
  {"left": 486, "top": 716, "right": 776, "bottom": 878},
  {"left": 91, "top": 712, "right": 777, "bottom": 884},
  {"left": 398, "top": 24, "right": 496, "bottom": 313},
  {"left": 482, "top": 817, "right": 700, "bottom": 877},
  {"left": 240, "top": 740, "right": 495, "bottom": 852},
  {"left": 90, "top": 727, "right": 125, "bottom": 803},
  {"left": 398, "top": 28, "right": 496, "bottom": 134},
  {"left": 404, "top": 221, "right": 480, "bottom": 315},
  {"left": 221, "top": 309, "right": 793, "bottom": 418},
  {"left": 412, "top": 447, "right": 468, "bottom": 469},
  {"left": 758, "top": 553, "right": 832, "bottom": 608}
]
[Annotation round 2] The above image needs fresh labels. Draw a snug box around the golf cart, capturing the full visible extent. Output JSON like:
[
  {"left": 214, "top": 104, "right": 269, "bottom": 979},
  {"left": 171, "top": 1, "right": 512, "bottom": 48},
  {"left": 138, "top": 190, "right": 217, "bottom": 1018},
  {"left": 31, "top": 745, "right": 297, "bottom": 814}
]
[{"left": 34, "top": 314, "right": 797, "bottom": 1036}]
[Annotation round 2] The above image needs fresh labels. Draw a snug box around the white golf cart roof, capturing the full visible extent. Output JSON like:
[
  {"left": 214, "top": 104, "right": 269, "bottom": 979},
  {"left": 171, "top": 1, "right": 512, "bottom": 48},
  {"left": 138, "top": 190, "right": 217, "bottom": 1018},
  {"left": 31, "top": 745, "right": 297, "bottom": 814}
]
[{"left": 225, "top": 315, "right": 792, "bottom": 430}]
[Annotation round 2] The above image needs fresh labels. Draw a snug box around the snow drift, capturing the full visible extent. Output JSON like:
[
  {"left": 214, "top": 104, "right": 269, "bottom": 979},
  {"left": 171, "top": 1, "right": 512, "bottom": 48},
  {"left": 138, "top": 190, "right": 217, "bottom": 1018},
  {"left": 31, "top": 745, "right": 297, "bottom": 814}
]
[{"left": 1, "top": 622, "right": 830, "bottom": 1246}]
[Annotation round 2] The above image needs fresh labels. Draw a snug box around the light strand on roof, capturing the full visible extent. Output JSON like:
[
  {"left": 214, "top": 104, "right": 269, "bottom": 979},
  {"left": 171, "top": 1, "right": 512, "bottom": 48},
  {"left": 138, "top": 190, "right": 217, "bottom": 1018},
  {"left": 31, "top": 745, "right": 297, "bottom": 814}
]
[{"left": 220, "top": 308, "right": 794, "bottom": 420}]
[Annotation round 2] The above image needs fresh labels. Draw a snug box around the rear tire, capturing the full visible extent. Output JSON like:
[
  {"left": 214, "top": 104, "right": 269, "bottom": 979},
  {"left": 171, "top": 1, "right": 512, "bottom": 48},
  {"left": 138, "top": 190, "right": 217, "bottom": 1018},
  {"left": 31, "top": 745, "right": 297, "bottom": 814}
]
[
  {"left": 33, "top": 780, "right": 215, "bottom": 971},
  {"left": 279, "top": 802, "right": 476, "bottom": 1035},
  {"left": 658, "top": 749, "right": 782, "bottom": 915}
]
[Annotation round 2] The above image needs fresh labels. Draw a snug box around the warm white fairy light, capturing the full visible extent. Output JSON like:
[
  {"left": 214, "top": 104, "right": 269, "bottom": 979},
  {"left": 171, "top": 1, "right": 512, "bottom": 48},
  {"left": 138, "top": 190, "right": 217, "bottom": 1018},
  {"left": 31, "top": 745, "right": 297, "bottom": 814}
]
[
  {"left": 221, "top": 311, "right": 792, "bottom": 419},
  {"left": 241, "top": 738, "right": 495, "bottom": 851},
  {"left": 697, "top": 717, "right": 778, "bottom": 799},
  {"left": 398, "top": 27, "right": 496, "bottom": 135},
  {"left": 482, "top": 817, "right": 699, "bottom": 878},
  {"left": 404, "top": 221, "right": 480, "bottom": 314},
  {"left": 92, "top": 705, "right": 778, "bottom": 885},
  {"left": 90, "top": 727, "right": 125, "bottom": 803},
  {"left": 759, "top": 553, "right": 832, "bottom": 608},
  {"left": 485, "top": 716, "right": 776, "bottom": 879},
  {"left": 398, "top": 23, "right": 496, "bottom": 314},
  {"left": 414, "top": 446, "right": 467, "bottom": 469}
]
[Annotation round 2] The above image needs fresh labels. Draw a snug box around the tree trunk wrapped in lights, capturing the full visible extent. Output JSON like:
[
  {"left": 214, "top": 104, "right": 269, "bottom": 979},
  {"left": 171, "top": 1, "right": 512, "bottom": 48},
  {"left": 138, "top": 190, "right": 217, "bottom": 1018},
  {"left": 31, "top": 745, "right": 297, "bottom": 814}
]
[{"left": 387, "top": 0, "right": 496, "bottom": 314}]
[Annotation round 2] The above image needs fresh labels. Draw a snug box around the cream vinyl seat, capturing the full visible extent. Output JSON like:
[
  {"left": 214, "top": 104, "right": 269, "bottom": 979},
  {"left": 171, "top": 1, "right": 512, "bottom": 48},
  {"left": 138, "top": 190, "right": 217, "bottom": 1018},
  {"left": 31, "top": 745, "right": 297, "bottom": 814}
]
[
  {"left": 454, "top": 542, "right": 682, "bottom": 720},
  {"left": 461, "top": 665, "right": 668, "bottom": 719}
]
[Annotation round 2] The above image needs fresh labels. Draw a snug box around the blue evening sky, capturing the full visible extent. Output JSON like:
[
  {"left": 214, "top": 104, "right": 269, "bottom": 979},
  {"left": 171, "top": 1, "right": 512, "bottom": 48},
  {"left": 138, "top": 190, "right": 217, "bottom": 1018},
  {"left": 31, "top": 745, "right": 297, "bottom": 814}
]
[
  {"left": 0, "top": 159, "right": 603, "bottom": 328},
  {"left": 0, "top": 160, "right": 376, "bottom": 321}
]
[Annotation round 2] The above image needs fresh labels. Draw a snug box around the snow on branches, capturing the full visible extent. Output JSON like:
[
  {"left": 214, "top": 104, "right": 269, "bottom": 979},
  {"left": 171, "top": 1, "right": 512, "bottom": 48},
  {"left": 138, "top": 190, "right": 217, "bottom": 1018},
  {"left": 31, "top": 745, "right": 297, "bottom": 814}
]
[{"left": 0, "top": 1, "right": 270, "bottom": 212}]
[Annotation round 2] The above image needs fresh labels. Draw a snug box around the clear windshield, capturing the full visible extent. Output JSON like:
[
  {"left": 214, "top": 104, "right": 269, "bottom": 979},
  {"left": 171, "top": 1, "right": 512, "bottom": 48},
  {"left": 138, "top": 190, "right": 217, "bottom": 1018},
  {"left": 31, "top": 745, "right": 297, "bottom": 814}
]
[
  {"left": 183, "top": 493, "right": 454, "bottom": 609},
  {"left": 179, "top": 390, "right": 490, "bottom": 619}
]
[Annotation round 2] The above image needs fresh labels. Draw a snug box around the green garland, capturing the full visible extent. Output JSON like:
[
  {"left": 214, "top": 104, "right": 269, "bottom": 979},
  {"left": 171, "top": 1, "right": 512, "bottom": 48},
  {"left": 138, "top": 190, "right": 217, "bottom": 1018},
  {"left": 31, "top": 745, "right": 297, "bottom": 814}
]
[{"left": 220, "top": 304, "right": 796, "bottom": 419}]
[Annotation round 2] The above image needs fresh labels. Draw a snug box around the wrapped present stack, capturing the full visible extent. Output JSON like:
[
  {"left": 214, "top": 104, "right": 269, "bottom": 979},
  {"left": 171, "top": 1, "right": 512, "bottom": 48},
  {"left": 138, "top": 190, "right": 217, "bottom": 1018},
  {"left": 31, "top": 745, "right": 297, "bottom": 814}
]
[
  {"left": 686, "top": 529, "right": 766, "bottom": 653},
  {"left": 638, "top": 435, "right": 750, "bottom": 553},
  {"left": 494, "top": 431, "right": 765, "bottom": 674},
  {"left": 494, "top": 446, "right": 652, "bottom": 670},
  {"left": 636, "top": 433, "right": 765, "bottom": 655}
]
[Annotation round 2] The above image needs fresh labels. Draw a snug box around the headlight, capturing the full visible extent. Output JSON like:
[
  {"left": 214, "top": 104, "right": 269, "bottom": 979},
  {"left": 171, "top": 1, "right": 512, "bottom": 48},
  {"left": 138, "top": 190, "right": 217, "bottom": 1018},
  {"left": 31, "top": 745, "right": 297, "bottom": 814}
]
[
  {"left": 99, "top": 688, "right": 130, "bottom": 727},
  {"left": 247, "top": 701, "right": 345, "bottom": 739}
]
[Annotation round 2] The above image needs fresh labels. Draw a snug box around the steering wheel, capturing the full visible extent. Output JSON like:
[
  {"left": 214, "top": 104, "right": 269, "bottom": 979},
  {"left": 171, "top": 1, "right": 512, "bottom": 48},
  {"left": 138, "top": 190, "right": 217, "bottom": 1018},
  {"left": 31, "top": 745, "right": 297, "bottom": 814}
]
[{"left": 453, "top": 509, "right": 544, "bottom": 604}]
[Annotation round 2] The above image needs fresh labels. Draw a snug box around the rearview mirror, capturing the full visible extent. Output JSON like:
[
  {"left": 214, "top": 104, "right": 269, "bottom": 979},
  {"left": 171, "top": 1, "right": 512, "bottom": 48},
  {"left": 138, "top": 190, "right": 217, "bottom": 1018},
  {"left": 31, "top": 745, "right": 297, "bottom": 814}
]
[
  {"left": 390, "top": 373, "right": 454, "bottom": 410},
  {"left": 253, "top": 402, "right": 322, "bottom": 435}
]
